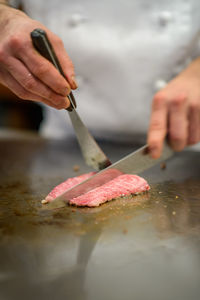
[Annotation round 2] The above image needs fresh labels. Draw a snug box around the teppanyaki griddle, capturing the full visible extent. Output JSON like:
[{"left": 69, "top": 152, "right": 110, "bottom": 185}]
[{"left": 0, "top": 129, "right": 200, "bottom": 300}]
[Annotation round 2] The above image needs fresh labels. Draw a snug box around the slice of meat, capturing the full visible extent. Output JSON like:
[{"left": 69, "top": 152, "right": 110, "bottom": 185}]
[
  {"left": 69, "top": 174, "right": 150, "bottom": 207},
  {"left": 45, "top": 172, "right": 95, "bottom": 202}
]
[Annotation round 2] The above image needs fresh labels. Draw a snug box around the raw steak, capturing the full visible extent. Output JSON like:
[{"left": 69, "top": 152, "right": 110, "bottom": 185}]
[
  {"left": 45, "top": 172, "right": 95, "bottom": 202},
  {"left": 69, "top": 174, "right": 150, "bottom": 207}
]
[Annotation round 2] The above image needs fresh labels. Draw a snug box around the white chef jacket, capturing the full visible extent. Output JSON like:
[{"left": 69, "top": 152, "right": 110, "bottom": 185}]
[{"left": 20, "top": 0, "right": 200, "bottom": 142}]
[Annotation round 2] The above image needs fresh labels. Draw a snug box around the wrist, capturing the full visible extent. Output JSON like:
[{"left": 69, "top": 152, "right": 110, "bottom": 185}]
[
  {"left": 0, "top": 3, "right": 11, "bottom": 16},
  {"left": 0, "top": 1, "right": 11, "bottom": 6},
  {"left": 0, "top": 2, "right": 13, "bottom": 15},
  {"left": 0, "top": 3, "right": 27, "bottom": 27}
]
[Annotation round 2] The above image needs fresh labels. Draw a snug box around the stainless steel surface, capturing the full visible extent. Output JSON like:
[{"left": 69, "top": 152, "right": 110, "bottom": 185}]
[
  {"left": 47, "top": 142, "right": 173, "bottom": 209},
  {"left": 0, "top": 130, "right": 200, "bottom": 300},
  {"left": 31, "top": 29, "right": 111, "bottom": 171},
  {"left": 110, "top": 141, "right": 173, "bottom": 174},
  {"left": 68, "top": 109, "right": 111, "bottom": 170}
]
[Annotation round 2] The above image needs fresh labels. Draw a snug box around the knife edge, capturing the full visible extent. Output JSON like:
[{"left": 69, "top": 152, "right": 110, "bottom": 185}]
[{"left": 44, "top": 142, "right": 173, "bottom": 209}]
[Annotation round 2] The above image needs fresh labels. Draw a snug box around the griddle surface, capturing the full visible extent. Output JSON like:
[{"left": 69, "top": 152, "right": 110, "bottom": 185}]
[{"left": 0, "top": 130, "right": 200, "bottom": 300}]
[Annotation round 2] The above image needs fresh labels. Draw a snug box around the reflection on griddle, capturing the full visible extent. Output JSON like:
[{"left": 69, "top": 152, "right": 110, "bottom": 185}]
[{"left": 1, "top": 137, "right": 200, "bottom": 300}]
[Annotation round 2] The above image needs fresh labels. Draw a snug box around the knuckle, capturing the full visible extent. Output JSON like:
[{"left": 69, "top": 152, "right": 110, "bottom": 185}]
[
  {"left": 9, "top": 35, "right": 30, "bottom": 53},
  {"left": 153, "top": 93, "right": 166, "bottom": 109},
  {"left": 189, "top": 137, "right": 198, "bottom": 145},
  {"left": 9, "top": 35, "right": 22, "bottom": 49},
  {"left": 150, "top": 119, "right": 165, "bottom": 131},
  {"left": 171, "top": 94, "right": 187, "bottom": 106},
  {"left": 170, "top": 133, "right": 185, "bottom": 144},
  {"left": 34, "top": 64, "right": 48, "bottom": 78},
  {"left": 153, "top": 92, "right": 165, "bottom": 103},
  {"left": 23, "top": 78, "right": 36, "bottom": 90},
  {"left": 190, "top": 101, "right": 200, "bottom": 112}
]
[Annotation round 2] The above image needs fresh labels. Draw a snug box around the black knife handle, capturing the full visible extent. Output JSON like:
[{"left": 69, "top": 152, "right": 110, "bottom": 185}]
[{"left": 30, "top": 28, "right": 76, "bottom": 111}]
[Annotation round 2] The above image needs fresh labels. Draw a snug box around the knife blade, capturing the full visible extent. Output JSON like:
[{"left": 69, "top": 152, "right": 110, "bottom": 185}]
[
  {"left": 30, "top": 28, "right": 111, "bottom": 171},
  {"left": 45, "top": 142, "right": 174, "bottom": 209}
]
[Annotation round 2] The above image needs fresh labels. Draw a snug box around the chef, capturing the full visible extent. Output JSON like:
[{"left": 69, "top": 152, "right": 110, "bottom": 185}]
[{"left": 0, "top": 0, "right": 200, "bottom": 158}]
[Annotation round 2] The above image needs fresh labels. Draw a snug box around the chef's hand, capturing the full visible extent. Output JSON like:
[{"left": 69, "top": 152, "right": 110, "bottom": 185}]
[
  {"left": 148, "top": 57, "right": 200, "bottom": 158},
  {"left": 0, "top": 5, "right": 77, "bottom": 109}
]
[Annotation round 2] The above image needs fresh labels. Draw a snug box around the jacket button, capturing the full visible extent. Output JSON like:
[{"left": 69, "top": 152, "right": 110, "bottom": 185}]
[
  {"left": 159, "top": 11, "right": 172, "bottom": 26},
  {"left": 154, "top": 79, "right": 167, "bottom": 92},
  {"left": 68, "top": 14, "right": 86, "bottom": 27}
]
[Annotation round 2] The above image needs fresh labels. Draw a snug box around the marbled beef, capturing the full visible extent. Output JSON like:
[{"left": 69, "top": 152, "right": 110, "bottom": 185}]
[
  {"left": 69, "top": 174, "right": 150, "bottom": 207},
  {"left": 45, "top": 172, "right": 95, "bottom": 202},
  {"left": 44, "top": 172, "right": 150, "bottom": 207}
]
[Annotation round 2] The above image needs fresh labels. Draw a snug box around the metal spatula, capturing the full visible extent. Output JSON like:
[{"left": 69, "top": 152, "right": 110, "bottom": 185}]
[{"left": 31, "top": 28, "right": 111, "bottom": 170}]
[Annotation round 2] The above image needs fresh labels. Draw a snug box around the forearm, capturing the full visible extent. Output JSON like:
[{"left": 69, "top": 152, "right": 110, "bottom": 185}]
[
  {"left": 0, "top": 3, "right": 76, "bottom": 109},
  {"left": 0, "top": 0, "right": 15, "bottom": 16},
  {"left": 148, "top": 56, "right": 200, "bottom": 158},
  {"left": 0, "top": 0, "right": 18, "bottom": 13},
  {"left": 0, "top": 0, "right": 9, "bottom": 5}
]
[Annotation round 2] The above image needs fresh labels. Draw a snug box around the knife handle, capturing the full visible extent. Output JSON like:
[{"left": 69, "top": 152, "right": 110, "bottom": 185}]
[{"left": 30, "top": 28, "right": 76, "bottom": 111}]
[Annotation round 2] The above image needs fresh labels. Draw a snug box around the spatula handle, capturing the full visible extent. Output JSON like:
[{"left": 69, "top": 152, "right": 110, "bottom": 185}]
[{"left": 30, "top": 28, "right": 76, "bottom": 111}]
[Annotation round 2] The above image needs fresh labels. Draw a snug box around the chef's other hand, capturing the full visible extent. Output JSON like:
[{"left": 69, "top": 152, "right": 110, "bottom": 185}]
[
  {"left": 148, "top": 57, "right": 200, "bottom": 158},
  {"left": 0, "top": 5, "right": 77, "bottom": 109}
]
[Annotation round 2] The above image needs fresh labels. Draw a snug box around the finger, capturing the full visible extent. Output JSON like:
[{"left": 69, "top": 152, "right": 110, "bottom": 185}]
[
  {"left": 4, "top": 56, "right": 70, "bottom": 108},
  {"left": 0, "top": 68, "right": 68, "bottom": 110},
  {"left": 187, "top": 102, "right": 200, "bottom": 145},
  {"left": 52, "top": 36, "right": 78, "bottom": 89},
  {"left": 13, "top": 37, "right": 71, "bottom": 96},
  {"left": 147, "top": 93, "right": 168, "bottom": 158},
  {"left": 168, "top": 94, "right": 188, "bottom": 151}
]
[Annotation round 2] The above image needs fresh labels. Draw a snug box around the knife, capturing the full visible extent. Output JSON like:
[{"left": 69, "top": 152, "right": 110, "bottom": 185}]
[
  {"left": 45, "top": 142, "right": 174, "bottom": 209},
  {"left": 30, "top": 28, "right": 111, "bottom": 171}
]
